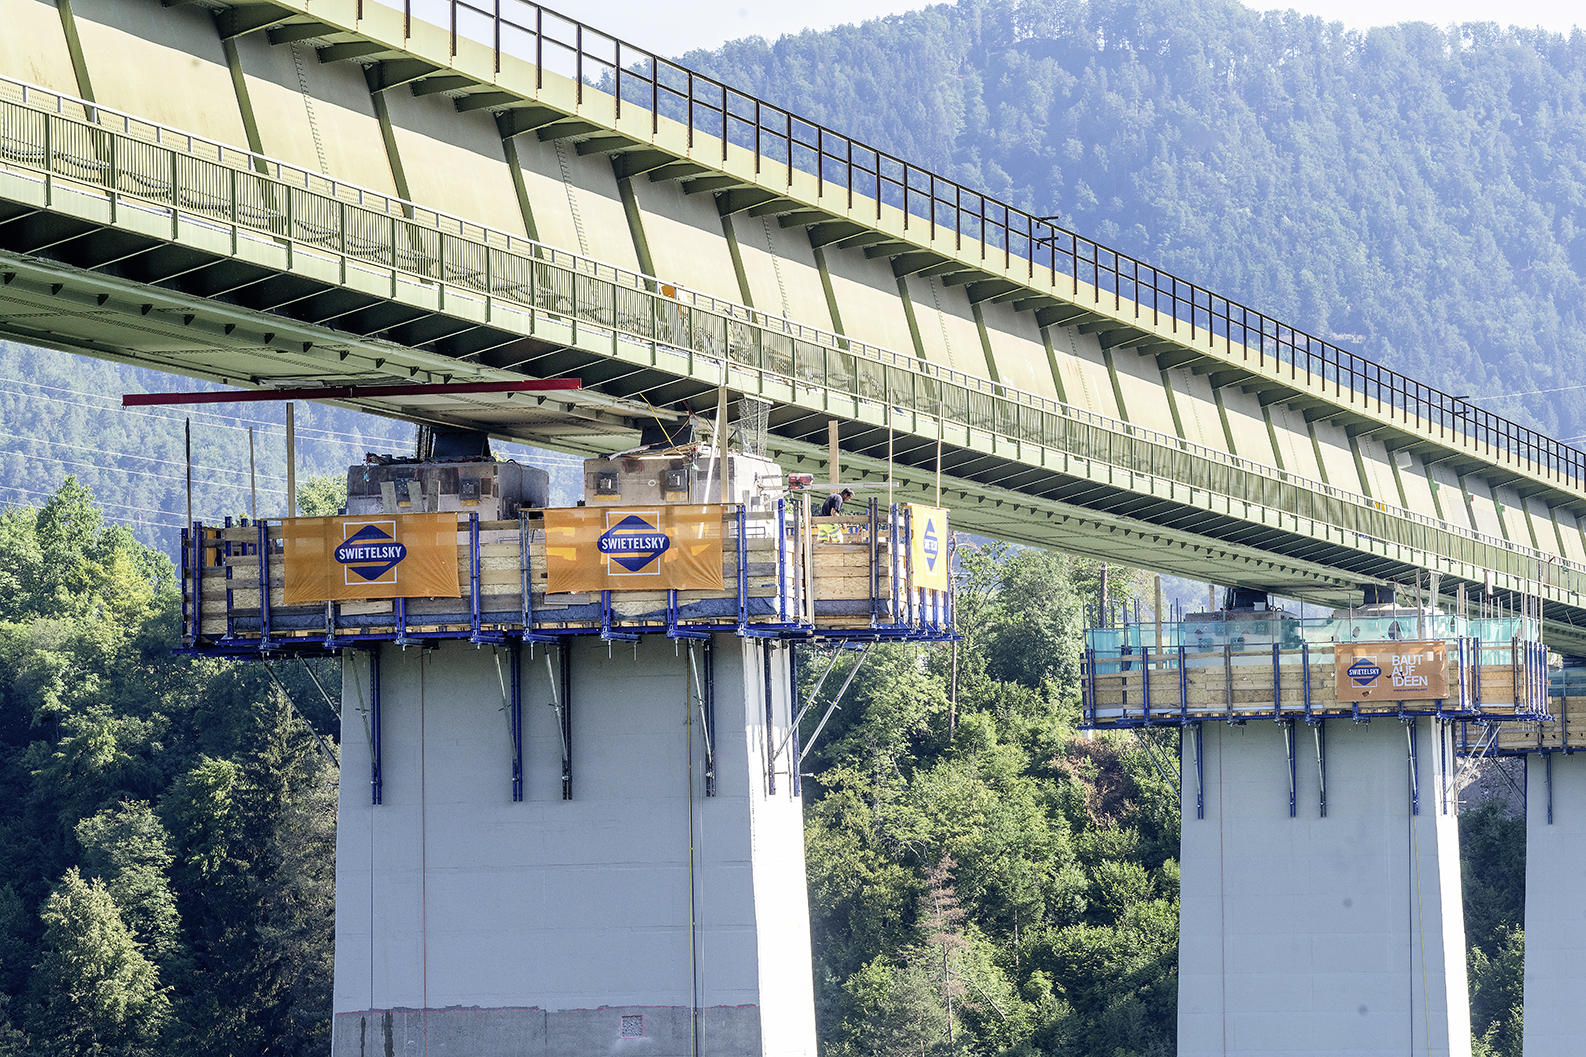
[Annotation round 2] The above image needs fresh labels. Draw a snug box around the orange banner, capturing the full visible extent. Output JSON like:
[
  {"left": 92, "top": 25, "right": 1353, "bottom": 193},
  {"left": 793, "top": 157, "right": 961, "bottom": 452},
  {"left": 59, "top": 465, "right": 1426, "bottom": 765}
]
[
  {"left": 1335, "top": 640, "right": 1448, "bottom": 700},
  {"left": 908, "top": 505, "right": 949, "bottom": 591},
  {"left": 283, "top": 513, "right": 461, "bottom": 603},
  {"left": 544, "top": 505, "right": 725, "bottom": 593}
]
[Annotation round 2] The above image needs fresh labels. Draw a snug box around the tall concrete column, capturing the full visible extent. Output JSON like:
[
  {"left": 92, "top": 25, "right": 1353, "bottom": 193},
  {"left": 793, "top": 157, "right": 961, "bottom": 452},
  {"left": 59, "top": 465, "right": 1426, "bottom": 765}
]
[
  {"left": 1522, "top": 752, "right": 1586, "bottom": 1057},
  {"left": 332, "top": 635, "right": 815, "bottom": 1057},
  {"left": 1178, "top": 718, "right": 1471, "bottom": 1057}
]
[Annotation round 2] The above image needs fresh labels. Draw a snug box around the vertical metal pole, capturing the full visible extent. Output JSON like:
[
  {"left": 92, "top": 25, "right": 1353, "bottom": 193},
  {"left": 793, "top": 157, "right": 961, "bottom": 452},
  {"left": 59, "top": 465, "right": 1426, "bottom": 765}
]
[
  {"left": 181, "top": 525, "right": 192, "bottom": 642},
  {"left": 1178, "top": 643, "right": 1188, "bottom": 723},
  {"left": 704, "top": 638, "right": 717, "bottom": 797},
  {"left": 520, "top": 510, "right": 534, "bottom": 631},
  {"left": 1193, "top": 722, "right": 1204, "bottom": 820},
  {"left": 1547, "top": 752, "right": 1554, "bottom": 824},
  {"left": 887, "top": 418, "right": 893, "bottom": 501},
  {"left": 903, "top": 506, "right": 914, "bottom": 628},
  {"left": 1101, "top": 562, "right": 1110, "bottom": 626},
  {"left": 889, "top": 503, "right": 900, "bottom": 628},
  {"left": 256, "top": 518, "right": 271, "bottom": 647},
  {"left": 828, "top": 419, "right": 840, "bottom": 487},
  {"left": 220, "top": 514, "right": 234, "bottom": 638},
  {"left": 1272, "top": 642, "right": 1281, "bottom": 721},
  {"left": 1285, "top": 720, "right": 1297, "bottom": 818},
  {"left": 469, "top": 512, "right": 482, "bottom": 638},
  {"left": 248, "top": 426, "right": 258, "bottom": 520},
  {"left": 510, "top": 642, "right": 523, "bottom": 802},
  {"left": 716, "top": 386, "right": 730, "bottom": 506},
  {"left": 868, "top": 497, "right": 878, "bottom": 618},
  {"left": 1223, "top": 643, "right": 1233, "bottom": 722},
  {"left": 371, "top": 648, "right": 383, "bottom": 805},
  {"left": 560, "top": 641, "right": 572, "bottom": 800},
  {"left": 185, "top": 417, "right": 193, "bottom": 531},
  {"left": 1153, "top": 572, "right": 1163, "bottom": 670},
  {"left": 736, "top": 506, "right": 748, "bottom": 632},
  {"left": 788, "top": 643, "right": 799, "bottom": 798},
  {"left": 793, "top": 496, "right": 804, "bottom": 625},
  {"left": 776, "top": 498, "right": 787, "bottom": 623},
  {"left": 763, "top": 641, "right": 776, "bottom": 795},
  {"left": 285, "top": 402, "right": 297, "bottom": 517},
  {"left": 1301, "top": 641, "right": 1312, "bottom": 721},
  {"left": 1440, "top": 718, "right": 1449, "bottom": 814},
  {"left": 1314, "top": 720, "right": 1327, "bottom": 818},
  {"left": 1474, "top": 637, "right": 1483, "bottom": 709},
  {"left": 1407, "top": 720, "right": 1420, "bottom": 817},
  {"left": 1142, "top": 634, "right": 1152, "bottom": 727},
  {"left": 1416, "top": 570, "right": 1426, "bottom": 639},
  {"left": 190, "top": 521, "right": 202, "bottom": 643}
]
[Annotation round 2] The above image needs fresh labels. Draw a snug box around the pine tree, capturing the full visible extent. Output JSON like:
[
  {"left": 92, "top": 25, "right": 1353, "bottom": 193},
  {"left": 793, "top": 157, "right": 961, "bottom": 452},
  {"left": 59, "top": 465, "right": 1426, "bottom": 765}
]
[{"left": 27, "top": 868, "right": 170, "bottom": 1057}]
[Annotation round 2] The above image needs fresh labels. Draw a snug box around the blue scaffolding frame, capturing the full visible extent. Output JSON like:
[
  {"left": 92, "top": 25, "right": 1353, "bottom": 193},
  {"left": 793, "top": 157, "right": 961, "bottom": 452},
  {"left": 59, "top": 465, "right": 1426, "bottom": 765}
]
[{"left": 178, "top": 502, "right": 958, "bottom": 660}]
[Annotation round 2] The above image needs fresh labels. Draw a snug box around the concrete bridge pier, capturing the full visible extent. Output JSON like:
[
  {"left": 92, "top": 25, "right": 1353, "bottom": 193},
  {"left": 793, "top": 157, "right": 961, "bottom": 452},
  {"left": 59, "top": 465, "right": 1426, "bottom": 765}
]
[
  {"left": 1522, "top": 751, "right": 1586, "bottom": 1057},
  {"left": 331, "top": 635, "right": 815, "bottom": 1057},
  {"left": 1178, "top": 718, "right": 1471, "bottom": 1057}
]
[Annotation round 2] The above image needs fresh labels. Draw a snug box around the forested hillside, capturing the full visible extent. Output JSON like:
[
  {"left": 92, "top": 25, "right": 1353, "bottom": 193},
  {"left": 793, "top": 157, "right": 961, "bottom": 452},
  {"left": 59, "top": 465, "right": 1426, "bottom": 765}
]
[
  {"left": 799, "top": 546, "right": 1180, "bottom": 1055},
  {"left": 0, "top": 477, "right": 1527, "bottom": 1055},
  {"left": 0, "top": 341, "right": 583, "bottom": 554},
  {"left": 0, "top": 480, "right": 338, "bottom": 1055},
  {"left": 686, "top": 0, "right": 1586, "bottom": 442}
]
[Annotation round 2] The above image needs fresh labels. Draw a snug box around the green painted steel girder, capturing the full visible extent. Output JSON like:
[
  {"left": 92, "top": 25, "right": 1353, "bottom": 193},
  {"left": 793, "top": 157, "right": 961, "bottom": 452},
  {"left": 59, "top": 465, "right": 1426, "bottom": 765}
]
[{"left": 5, "top": 40, "right": 1586, "bottom": 650}]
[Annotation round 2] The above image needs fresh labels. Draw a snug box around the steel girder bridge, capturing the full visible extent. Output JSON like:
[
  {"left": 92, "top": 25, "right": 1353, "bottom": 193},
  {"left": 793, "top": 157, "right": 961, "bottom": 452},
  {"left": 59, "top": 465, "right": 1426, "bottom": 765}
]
[{"left": 2, "top": 0, "right": 1586, "bottom": 650}]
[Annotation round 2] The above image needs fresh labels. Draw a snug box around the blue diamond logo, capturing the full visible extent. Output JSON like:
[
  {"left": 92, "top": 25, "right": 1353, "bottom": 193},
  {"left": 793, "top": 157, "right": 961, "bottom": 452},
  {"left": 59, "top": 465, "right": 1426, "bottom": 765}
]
[
  {"left": 334, "top": 523, "right": 408, "bottom": 581},
  {"left": 1347, "top": 659, "right": 1381, "bottom": 688},
  {"left": 922, "top": 517, "right": 939, "bottom": 572},
  {"left": 597, "top": 514, "right": 672, "bottom": 573}
]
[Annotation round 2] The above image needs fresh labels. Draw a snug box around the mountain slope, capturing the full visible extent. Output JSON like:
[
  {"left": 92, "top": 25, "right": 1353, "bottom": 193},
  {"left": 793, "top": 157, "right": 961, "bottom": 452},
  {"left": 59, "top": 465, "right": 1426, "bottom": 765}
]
[{"left": 686, "top": 0, "right": 1586, "bottom": 439}]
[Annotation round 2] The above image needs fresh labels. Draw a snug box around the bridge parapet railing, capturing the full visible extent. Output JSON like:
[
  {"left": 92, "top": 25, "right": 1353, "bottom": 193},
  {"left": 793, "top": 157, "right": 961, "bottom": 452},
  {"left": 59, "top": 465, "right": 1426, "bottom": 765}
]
[
  {"left": 359, "top": 0, "right": 1586, "bottom": 490},
  {"left": 3, "top": 81, "right": 1583, "bottom": 597}
]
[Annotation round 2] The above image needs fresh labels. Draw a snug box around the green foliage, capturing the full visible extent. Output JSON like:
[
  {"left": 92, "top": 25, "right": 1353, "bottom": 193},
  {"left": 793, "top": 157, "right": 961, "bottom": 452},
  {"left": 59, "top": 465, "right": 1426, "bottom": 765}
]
[
  {"left": 27, "top": 868, "right": 171, "bottom": 1056},
  {"left": 957, "top": 543, "right": 1083, "bottom": 690},
  {"left": 74, "top": 804, "right": 182, "bottom": 966},
  {"left": 1469, "top": 928, "right": 1523, "bottom": 1057},
  {"left": 1462, "top": 801, "right": 1526, "bottom": 1054},
  {"left": 0, "top": 480, "right": 336, "bottom": 1056},
  {"left": 296, "top": 474, "right": 347, "bottom": 517},
  {"left": 800, "top": 542, "right": 1178, "bottom": 1056}
]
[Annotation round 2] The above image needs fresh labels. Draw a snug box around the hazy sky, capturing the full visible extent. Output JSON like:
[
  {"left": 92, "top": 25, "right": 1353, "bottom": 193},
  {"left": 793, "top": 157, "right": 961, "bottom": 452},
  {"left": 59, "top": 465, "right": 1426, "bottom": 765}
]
[{"left": 575, "top": 0, "right": 1582, "bottom": 57}]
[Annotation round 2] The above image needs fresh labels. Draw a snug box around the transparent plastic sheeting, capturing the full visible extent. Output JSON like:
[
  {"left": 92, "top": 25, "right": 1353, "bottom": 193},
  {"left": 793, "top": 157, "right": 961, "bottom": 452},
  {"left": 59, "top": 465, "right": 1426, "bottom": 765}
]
[{"left": 1085, "top": 615, "right": 1536, "bottom": 654}]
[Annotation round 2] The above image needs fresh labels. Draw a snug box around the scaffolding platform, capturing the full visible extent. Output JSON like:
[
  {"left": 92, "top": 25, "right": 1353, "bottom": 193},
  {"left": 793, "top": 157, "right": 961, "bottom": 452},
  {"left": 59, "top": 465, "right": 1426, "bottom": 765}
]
[
  {"left": 1478, "top": 670, "right": 1586, "bottom": 754},
  {"left": 1083, "top": 613, "right": 1550, "bottom": 728},
  {"left": 179, "top": 503, "right": 955, "bottom": 655}
]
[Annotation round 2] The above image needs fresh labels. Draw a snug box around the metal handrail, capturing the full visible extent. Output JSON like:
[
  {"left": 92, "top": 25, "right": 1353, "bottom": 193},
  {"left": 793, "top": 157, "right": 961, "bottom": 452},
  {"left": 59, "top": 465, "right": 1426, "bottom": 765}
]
[
  {"left": 3, "top": 80, "right": 1584, "bottom": 592},
  {"left": 337, "top": 0, "right": 1586, "bottom": 491}
]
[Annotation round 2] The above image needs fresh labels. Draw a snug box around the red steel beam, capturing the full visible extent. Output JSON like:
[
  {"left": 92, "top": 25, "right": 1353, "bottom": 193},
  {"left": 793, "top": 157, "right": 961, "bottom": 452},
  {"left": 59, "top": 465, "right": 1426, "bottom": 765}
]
[{"left": 123, "top": 378, "right": 582, "bottom": 407}]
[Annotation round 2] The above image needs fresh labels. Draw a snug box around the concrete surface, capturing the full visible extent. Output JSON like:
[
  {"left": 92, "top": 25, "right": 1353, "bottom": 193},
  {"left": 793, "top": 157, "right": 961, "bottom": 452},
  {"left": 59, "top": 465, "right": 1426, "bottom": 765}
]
[
  {"left": 333, "top": 635, "right": 815, "bottom": 1056},
  {"left": 1178, "top": 718, "right": 1471, "bottom": 1057},
  {"left": 1522, "top": 752, "right": 1586, "bottom": 1057}
]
